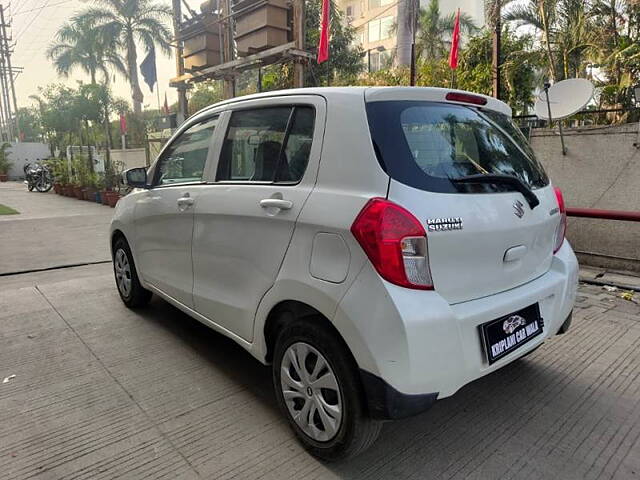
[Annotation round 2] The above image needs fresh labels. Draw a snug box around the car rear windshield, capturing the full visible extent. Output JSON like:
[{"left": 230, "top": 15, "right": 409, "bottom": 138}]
[{"left": 366, "top": 101, "right": 549, "bottom": 193}]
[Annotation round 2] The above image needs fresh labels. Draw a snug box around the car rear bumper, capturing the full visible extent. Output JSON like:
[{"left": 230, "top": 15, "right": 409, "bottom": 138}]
[{"left": 333, "top": 241, "right": 578, "bottom": 418}]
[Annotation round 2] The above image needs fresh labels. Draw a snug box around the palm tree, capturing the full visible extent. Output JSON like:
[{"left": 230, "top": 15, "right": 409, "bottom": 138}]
[
  {"left": 394, "top": 0, "right": 477, "bottom": 66},
  {"left": 416, "top": 0, "right": 477, "bottom": 60},
  {"left": 504, "top": 0, "right": 597, "bottom": 82},
  {"left": 75, "top": 0, "right": 173, "bottom": 114},
  {"left": 47, "top": 16, "right": 126, "bottom": 85}
]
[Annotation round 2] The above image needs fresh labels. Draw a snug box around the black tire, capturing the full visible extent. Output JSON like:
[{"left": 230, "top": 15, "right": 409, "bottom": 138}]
[
  {"left": 27, "top": 183, "right": 34, "bottom": 191},
  {"left": 112, "top": 237, "right": 152, "bottom": 308},
  {"left": 36, "top": 176, "right": 52, "bottom": 192},
  {"left": 273, "top": 319, "right": 382, "bottom": 461}
]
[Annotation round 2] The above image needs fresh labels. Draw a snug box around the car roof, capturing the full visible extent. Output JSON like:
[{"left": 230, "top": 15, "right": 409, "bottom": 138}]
[{"left": 193, "top": 86, "right": 512, "bottom": 118}]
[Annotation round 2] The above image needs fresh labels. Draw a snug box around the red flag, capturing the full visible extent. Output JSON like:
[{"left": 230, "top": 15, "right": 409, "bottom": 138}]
[
  {"left": 163, "top": 93, "right": 170, "bottom": 115},
  {"left": 449, "top": 8, "right": 461, "bottom": 69},
  {"left": 317, "top": 0, "right": 330, "bottom": 63},
  {"left": 119, "top": 114, "right": 127, "bottom": 134}
]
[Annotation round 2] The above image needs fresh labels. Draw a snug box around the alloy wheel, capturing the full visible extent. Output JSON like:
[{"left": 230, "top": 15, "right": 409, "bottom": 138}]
[
  {"left": 114, "top": 248, "right": 132, "bottom": 298},
  {"left": 280, "top": 342, "right": 343, "bottom": 442}
]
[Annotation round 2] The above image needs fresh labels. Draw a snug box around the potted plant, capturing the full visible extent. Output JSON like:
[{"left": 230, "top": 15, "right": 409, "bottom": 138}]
[
  {"left": 50, "top": 158, "right": 68, "bottom": 194},
  {"left": 0, "top": 142, "right": 12, "bottom": 182},
  {"left": 94, "top": 174, "right": 105, "bottom": 203},
  {"left": 84, "top": 173, "right": 98, "bottom": 201},
  {"left": 70, "top": 155, "right": 90, "bottom": 200},
  {"left": 102, "top": 157, "right": 122, "bottom": 206},
  {"left": 106, "top": 190, "right": 121, "bottom": 208}
]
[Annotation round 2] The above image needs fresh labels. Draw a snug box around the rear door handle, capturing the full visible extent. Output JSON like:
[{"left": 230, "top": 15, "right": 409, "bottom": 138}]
[{"left": 260, "top": 198, "right": 293, "bottom": 210}]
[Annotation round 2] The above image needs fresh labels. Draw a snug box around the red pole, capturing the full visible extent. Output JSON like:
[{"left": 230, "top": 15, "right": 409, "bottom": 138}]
[{"left": 566, "top": 207, "right": 640, "bottom": 222}]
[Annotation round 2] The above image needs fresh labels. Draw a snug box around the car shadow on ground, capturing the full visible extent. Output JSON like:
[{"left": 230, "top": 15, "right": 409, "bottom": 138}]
[{"left": 129, "top": 293, "right": 595, "bottom": 479}]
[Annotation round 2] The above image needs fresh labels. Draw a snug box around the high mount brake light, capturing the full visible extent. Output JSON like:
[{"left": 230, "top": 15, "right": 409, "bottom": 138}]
[
  {"left": 351, "top": 198, "right": 433, "bottom": 290},
  {"left": 445, "top": 92, "right": 488, "bottom": 106},
  {"left": 553, "top": 187, "right": 567, "bottom": 254}
]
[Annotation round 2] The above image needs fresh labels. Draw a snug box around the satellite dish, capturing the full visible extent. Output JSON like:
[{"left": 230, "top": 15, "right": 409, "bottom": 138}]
[{"left": 534, "top": 78, "right": 594, "bottom": 120}]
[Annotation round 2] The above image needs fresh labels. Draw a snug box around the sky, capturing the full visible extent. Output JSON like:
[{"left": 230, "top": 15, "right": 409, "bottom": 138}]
[{"left": 8, "top": 0, "right": 200, "bottom": 111}]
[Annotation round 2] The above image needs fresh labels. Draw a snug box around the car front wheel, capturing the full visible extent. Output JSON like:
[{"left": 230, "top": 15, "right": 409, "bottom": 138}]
[
  {"left": 273, "top": 320, "right": 382, "bottom": 461},
  {"left": 113, "top": 237, "right": 152, "bottom": 308}
]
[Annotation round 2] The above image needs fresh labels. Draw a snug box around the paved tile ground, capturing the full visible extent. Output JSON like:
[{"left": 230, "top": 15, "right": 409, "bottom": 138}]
[
  {"left": 0, "top": 182, "right": 112, "bottom": 274},
  {"left": 0, "top": 267, "right": 639, "bottom": 479},
  {"left": 1, "top": 181, "right": 639, "bottom": 479}
]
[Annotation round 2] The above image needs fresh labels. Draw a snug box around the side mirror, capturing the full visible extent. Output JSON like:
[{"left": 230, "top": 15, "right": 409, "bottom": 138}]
[{"left": 122, "top": 167, "right": 148, "bottom": 188}]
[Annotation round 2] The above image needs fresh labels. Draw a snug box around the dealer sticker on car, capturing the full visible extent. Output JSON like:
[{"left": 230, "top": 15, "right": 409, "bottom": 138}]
[{"left": 480, "top": 304, "right": 544, "bottom": 364}]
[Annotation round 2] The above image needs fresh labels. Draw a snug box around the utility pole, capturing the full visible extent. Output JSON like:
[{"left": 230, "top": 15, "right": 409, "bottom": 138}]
[
  {"left": 292, "top": 0, "right": 305, "bottom": 88},
  {"left": 0, "top": 4, "right": 19, "bottom": 140},
  {"left": 171, "top": 0, "right": 189, "bottom": 123},
  {"left": 0, "top": 43, "right": 12, "bottom": 141},
  {"left": 409, "top": 0, "right": 418, "bottom": 86},
  {"left": 490, "top": 0, "right": 501, "bottom": 99},
  {"left": 221, "top": 0, "right": 234, "bottom": 99}
]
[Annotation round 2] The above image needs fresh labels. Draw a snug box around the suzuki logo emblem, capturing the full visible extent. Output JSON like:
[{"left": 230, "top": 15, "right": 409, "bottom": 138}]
[{"left": 513, "top": 200, "right": 525, "bottom": 218}]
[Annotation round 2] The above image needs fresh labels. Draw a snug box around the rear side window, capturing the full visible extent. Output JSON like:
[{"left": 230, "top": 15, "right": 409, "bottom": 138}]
[
  {"left": 216, "top": 106, "right": 315, "bottom": 183},
  {"left": 154, "top": 116, "right": 218, "bottom": 186},
  {"left": 366, "top": 101, "right": 548, "bottom": 193}
]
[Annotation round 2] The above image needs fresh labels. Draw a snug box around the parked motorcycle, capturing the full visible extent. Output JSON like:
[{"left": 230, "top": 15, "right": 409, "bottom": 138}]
[{"left": 24, "top": 162, "right": 53, "bottom": 193}]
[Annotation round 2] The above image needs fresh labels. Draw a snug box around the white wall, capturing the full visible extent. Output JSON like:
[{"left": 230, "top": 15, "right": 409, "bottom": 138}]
[
  {"left": 7, "top": 142, "right": 51, "bottom": 179},
  {"left": 531, "top": 124, "right": 640, "bottom": 272},
  {"left": 109, "top": 148, "right": 148, "bottom": 171}
]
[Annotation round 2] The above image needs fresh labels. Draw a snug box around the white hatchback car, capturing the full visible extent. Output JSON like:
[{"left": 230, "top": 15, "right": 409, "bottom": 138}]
[{"left": 111, "top": 87, "right": 578, "bottom": 460}]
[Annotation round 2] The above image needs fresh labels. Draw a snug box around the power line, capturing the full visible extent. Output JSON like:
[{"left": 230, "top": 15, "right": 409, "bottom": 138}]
[
  {"left": 14, "top": 0, "right": 73, "bottom": 16},
  {"left": 13, "top": 0, "right": 39, "bottom": 16},
  {"left": 15, "top": 0, "right": 50, "bottom": 40}
]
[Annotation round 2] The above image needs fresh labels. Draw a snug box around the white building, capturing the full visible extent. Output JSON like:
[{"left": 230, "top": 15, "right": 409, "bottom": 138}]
[{"left": 337, "top": 0, "right": 485, "bottom": 72}]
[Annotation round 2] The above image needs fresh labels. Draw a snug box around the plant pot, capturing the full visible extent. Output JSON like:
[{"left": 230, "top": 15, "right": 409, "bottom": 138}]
[
  {"left": 100, "top": 190, "right": 110, "bottom": 205},
  {"left": 53, "top": 183, "right": 61, "bottom": 194},
  {"left": 95, "top": 191, "right": 102, "bottom": 203},
  {"left": 85, "top": 188, "right": 97, "bottom": 201},
  {"left": 64, "top": 185, "right": 74, "bottom": 197},
  {"left": 106, "top": 192, "right": 120, "bottom": 208},
  {"left": 73, "top": 186, "right": 84, "bottom": 200},
  {"left": 0, "top": 173, "right": 8, "bottom": 182}
]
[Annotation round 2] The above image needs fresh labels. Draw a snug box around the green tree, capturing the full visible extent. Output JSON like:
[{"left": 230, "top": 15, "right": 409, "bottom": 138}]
[
  {"left": 75, "top": 0, "right": 173, "bottom": 114},
  {"left": 47, "top": 16, "right": 126, "bottom": 85},
  {"left": 415, "top": 0, "right": 477, "bottom": 60},
  {"left": 457, "top": 28, "right": 538, "bottom": 113},
  {"left": 12, "top": 107, "right": 43, "bottom": 142},
  {"left": 504, "top": 0, "right": 597, "bottom": 82},
  {"left": 262, "top": 0, "right": 364, "bottom": 88},
  {"left": 188, "top": 80, "right": 224, "bottom": 113},
  {"left": 305, "top": 0, "right": 364, "bottom": 85}
]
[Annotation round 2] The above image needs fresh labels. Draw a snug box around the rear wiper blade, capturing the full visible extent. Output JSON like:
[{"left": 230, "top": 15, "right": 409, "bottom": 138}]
[{"left": 451, "top": 174, "right": 540, "bottom": 210}]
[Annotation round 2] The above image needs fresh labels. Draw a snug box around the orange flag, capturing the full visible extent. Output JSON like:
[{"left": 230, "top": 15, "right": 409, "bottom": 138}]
[
  {"left": 317, "top": 0, "right": 330, "bottom": 63},
  {"left": 449, "top": 8, "right": 461, "bottom": 69}
]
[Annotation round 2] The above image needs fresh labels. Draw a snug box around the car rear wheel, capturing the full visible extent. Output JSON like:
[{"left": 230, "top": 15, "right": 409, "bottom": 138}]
[
  {"left": 113, "top": 237, "right": 152, "bottom": 308},
  {"left": 273, "top": 320, "right": 382, "bottom": 461}
]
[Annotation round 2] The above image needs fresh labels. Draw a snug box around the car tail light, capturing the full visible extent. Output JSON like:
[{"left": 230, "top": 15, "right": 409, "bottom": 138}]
[
  {"left": 445, "top": 92, "right": 488, "bottom": 106},
  {"left": 553, "top": 187, "right": 566, "bottom": 254},
  {"left": 351, "top": 198, "right": 433, "bottom": 290}
]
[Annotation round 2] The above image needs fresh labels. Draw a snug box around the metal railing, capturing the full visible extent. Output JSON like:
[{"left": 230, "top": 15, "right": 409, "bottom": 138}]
[{"left": 567, "top": 208, "right": 640, "bottom": 222}]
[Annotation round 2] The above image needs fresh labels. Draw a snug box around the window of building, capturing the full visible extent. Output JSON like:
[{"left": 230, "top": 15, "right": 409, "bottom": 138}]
[
  {"left": 368, "top": 15, "right": 394, "bottom": 42},
  {"left": 368, "top": 0, "right": 393, "bottom": 9},
  {"left": 368, "top": 50, "right": 390, "bottom": 72},
  {"left": 346, "top": 4, "right": 353, "bottom": 17}
]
